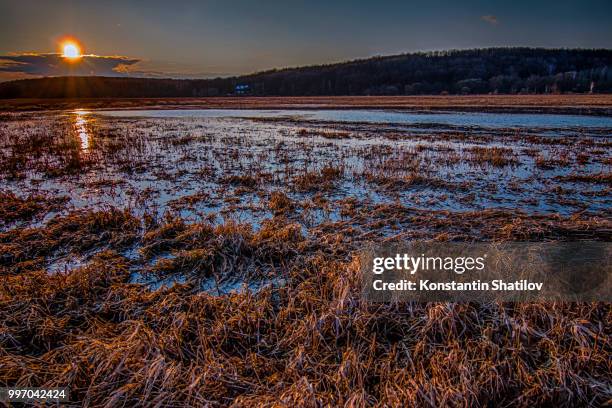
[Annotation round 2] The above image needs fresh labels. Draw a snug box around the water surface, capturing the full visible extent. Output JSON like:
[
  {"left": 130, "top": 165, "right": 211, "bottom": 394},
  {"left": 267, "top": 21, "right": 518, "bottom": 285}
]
[{"left": 98, "top": 109, "right": 612, "bottom": 129}]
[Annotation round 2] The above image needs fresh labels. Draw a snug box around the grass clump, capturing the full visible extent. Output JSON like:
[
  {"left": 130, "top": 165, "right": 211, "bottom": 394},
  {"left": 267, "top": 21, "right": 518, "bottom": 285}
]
[
  {"left": 146, "top": 217, "right": 305, "bottom": 285},
  {"left": 268, "top": 191, "right": 295, "bottom": 215},
  {"left": 293, "top": 165, "right": 343, "bottom": 192},
  {"left": 0, "top": 191, "right": 67, "bottom": 228},
  {"left": 468, "top": 146, "right": 519, "bottom": 167},
  {"left": 0, "top": 208, "right": 140, "bottom": 274}
]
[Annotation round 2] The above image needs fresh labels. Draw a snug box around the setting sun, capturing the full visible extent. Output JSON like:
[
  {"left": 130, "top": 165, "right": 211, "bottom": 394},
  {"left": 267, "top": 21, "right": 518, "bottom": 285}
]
[{"left": 62, "top": 41, "right": 81, "bottom": 59}]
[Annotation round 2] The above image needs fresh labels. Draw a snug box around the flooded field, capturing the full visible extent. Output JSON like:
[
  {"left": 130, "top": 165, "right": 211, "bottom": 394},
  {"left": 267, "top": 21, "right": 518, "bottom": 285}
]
[
  {"left": 1, "top": 108, "right": 611, "bottom": 286},
  {"left": 1, "top": 105, "right": 611, "bottom": 406}
]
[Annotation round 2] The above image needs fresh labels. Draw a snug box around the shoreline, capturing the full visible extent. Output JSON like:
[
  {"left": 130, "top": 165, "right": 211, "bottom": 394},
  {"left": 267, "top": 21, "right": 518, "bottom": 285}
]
[{"left": 1, "top": 94, "right": 612, "bottom": 116}]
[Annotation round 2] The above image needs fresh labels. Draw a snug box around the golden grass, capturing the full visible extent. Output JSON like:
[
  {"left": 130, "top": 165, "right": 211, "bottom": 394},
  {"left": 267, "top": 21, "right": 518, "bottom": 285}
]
[
  {"left": 0, "top": 191, "right": 67, "bottom": 227},
  {"left": 0, "top": 207, "right": 610, "bottom": 406},
  {"left": 467, "top": 146, "right": 519, "bottom": 167},
  {"left": 268, "top": 191, "right": 295, "bottom": 215},
  {"left": 1, "top": 208, "right": 139, "bottom": 274},
  {"left": 0, "top": 102, "right": 611, "bottom": 405},
  {"left": 292, "top": 165, "right": 343, "bottom": 192}
]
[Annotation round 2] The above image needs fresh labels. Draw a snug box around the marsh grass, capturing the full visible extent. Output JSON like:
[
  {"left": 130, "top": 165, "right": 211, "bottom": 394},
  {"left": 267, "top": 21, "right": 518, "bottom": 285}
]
[
  {"left": 292, "top": 165, "right": 344, "bottom": 192},
  {"left": 268, "top": 191, "right": 295, "bottom": 215},
  {"left": 467, "top": 146, "right": 519, "bottom": 167},
  {"left": 535, "top": 154, "right": 571, "bottom": 169},
  {"left": 0, "top": 208, "right": 139, "bottom": 274},
  {"left": 0, "top": 206, "right": 610, "bottom": 406},
  {"left": 0, "top": 191, "right": 68, "bottom": 227},
  {"left": 1, "top": 107, "right": 611, "bottom": 406},
  {"left": 363, "top": 172, "right": 471, "bottom": 192},
  {"left": 557, "top": 172, "right": 612, "bottom": 185}
]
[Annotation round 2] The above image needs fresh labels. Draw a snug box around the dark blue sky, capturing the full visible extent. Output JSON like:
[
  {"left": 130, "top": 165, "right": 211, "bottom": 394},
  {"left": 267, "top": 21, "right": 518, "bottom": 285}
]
[{"left": 1, "top": 0, "right": 611, "bottom": 80}]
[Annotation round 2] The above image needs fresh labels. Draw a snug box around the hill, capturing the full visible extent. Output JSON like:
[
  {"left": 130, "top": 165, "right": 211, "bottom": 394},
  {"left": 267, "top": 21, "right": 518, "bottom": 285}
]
[{"left": 1, "top": 48, "right": 611, "bottom": 98}]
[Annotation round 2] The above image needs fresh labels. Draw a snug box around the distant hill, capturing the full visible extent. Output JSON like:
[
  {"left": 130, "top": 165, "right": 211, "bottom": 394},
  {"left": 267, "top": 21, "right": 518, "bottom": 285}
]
[{"left": 1, "top": 48, "right": 611, "bottom": 98}]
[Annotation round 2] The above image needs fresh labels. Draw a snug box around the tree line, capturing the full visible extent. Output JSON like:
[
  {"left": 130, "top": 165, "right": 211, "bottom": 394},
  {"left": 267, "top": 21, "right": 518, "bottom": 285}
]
[{"left": 1, "top": 48, "right": 611, "bottom": 98}]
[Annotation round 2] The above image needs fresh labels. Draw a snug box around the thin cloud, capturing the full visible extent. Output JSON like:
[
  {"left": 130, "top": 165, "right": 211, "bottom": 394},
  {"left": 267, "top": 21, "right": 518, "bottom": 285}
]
[
  {"left": 114, "top": 59, "right": 233, "bottom": 79},
  {"left": 0, "top": 53, "right": 140, "bottom": 78},
  {"left": 0, "top": 53, "right": 231, "bottom": 81},
  {"left": 481, "top": 15, "right": 499, "bottom": 25}
]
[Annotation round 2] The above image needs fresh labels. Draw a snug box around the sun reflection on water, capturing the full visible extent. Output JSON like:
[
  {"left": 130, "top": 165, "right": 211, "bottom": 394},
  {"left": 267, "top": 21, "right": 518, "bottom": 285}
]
[{"left": 74, "top": 110, "right": 91, "bottom": 151}]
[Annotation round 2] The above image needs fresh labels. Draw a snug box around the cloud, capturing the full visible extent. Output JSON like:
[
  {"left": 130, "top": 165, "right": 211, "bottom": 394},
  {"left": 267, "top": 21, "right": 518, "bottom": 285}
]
[
  {"left": 480, "top": 15, "right": 499, "bottom": 25},
  {"left": 112, "top": 60, "right": 233, "bottom": 79},
  {"left": 0, "top": 53, "right": 231, "bottom": 81},
  {"left": 0, "top": 53, "right": 141, "bottom": 79}
]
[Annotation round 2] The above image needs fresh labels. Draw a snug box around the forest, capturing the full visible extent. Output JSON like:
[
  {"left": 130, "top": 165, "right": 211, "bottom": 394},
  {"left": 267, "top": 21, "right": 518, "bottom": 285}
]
[{"left": 1, "top": 48, "right": 611, "bottom": 98}]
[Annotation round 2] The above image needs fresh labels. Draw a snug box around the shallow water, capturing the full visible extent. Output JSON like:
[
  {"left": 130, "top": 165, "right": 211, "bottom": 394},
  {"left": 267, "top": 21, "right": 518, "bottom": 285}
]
[
  {"left": 3, "top": 110, "right": 610, "bottom": 224},
  {"left": 2, "top": 109, "right": 610, "bottom": 290},
  {"left": 98, "top": 108, "right": 612, "bottom": 129}
]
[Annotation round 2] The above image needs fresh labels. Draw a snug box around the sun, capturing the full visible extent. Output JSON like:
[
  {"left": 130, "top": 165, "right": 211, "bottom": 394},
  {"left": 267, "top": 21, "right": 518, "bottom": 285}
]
[{"left": 62, "top": 41, "right": 82, "bottom": 59}]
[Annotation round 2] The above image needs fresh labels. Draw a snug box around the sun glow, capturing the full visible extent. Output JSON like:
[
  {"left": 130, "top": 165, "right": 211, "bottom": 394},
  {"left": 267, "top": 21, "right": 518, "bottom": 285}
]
[
  {"left": 74, "top": 110, "right": 91, "bottom": 151},
  {"left": 62, "top": 41, "right": 82, "bottom": 59}
]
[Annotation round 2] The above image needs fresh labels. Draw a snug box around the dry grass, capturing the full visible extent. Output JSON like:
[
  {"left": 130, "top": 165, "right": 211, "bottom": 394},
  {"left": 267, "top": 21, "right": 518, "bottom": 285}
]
[
  {"left": 0, "top": 206, "right": 610, "bottom": 406},
  {"left": 364, "top": 172, "right": 471, "bottom": 192},
  {"left": 535, "top": 154, "right": 571, "bottom": 169},
  {"left": 0, "top": 191, "right": 67, "bottom": 227},
  {"left": 467, "top": 146, "right": 519, "bottom": 167},
  {"left": 268, "top": 191, "right": 295, "bottom": 215},
  {"left": 0, "top": 208, "right": 139, "bottom": 275},
  {"left": 557, "top": 172, "right": 612, "bottom": 185},
  {"left": 293, "top": 165, "right": 343, "bottom": 192},
  {"left": 0, "top": 101, "right": 611, "bottom": 405},
  {"left": 2, "top": 94, "right": 612, "bottom": 114}
]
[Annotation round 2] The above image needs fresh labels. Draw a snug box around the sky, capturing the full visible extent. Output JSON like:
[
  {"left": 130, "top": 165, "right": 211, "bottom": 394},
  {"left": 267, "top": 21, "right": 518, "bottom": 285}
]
[{"left": 1, "top": 0, "right": 611, "bottom": 81}]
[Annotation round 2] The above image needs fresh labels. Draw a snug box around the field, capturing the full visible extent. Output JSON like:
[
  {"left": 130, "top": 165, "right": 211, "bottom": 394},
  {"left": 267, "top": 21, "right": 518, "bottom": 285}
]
[
  {"left": 0, "top": 97, "right": 611, "bottom": 406},
  {"left": 2, "top": 94, "right": 612, "bottom": 114}
]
